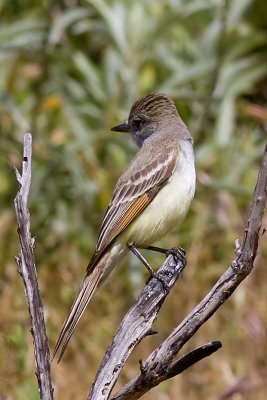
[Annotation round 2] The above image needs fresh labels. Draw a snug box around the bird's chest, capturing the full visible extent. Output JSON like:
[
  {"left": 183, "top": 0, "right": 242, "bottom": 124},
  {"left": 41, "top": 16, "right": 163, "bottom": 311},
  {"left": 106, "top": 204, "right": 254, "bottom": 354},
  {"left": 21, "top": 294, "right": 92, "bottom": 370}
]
[
  {"left": 129, "top": 142, "right": 195, "bottom": 245},
  {"left": 158, "top": 158, "right": 195, "bottom": 221}
]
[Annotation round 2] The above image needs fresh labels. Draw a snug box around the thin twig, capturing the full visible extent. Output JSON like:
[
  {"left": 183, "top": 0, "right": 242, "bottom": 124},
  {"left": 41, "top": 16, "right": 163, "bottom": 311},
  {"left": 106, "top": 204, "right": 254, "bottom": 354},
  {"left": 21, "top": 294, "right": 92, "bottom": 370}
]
[
  {"left": 14, "top": 133, "right": 54, "bottom": 400},
  {"left": 165, "top": 341, "right": 222, "bottom": 379}
]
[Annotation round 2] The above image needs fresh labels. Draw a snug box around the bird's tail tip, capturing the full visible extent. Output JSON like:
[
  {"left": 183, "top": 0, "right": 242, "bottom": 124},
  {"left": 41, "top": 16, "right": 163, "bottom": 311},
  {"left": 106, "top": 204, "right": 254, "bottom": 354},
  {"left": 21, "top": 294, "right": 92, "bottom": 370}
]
[{"left": 52, "top": 271, "right": 101, "bottom": 361}]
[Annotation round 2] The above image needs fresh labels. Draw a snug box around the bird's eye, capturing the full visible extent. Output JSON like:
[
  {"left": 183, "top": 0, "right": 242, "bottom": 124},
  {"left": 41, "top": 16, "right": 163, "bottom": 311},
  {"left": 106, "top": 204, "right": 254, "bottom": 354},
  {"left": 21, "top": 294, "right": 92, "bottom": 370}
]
[{"left": 132, "top": 118, "right": 144, "bottom": 130}]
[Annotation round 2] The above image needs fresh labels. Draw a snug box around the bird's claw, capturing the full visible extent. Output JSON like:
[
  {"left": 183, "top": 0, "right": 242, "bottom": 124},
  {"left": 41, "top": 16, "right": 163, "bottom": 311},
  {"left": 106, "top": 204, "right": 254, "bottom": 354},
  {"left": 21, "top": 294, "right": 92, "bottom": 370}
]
[{"left": 166, "top": 247, "right": 186, "bottom": 264}]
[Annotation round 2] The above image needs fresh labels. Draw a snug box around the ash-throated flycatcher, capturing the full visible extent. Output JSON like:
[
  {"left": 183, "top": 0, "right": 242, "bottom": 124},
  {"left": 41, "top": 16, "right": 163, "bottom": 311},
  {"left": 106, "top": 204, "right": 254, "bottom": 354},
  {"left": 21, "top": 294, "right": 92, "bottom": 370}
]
[{"left": 54, "top": 93, "right": 195, "bottom": 360}]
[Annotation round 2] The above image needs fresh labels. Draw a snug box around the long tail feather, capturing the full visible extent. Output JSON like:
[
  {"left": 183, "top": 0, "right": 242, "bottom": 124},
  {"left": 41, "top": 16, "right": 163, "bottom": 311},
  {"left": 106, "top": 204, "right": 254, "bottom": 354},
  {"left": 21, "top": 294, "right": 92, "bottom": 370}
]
[{"left": 53, "top": 265, "right": 102, "bottom": 362}]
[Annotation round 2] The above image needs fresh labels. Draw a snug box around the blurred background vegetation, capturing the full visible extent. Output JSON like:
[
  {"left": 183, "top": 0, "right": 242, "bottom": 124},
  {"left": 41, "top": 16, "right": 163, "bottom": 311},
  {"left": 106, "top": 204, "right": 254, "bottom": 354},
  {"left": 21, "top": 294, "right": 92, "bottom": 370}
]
[{"left": 1, "top": 0, "right": 267, "bottom": 399}]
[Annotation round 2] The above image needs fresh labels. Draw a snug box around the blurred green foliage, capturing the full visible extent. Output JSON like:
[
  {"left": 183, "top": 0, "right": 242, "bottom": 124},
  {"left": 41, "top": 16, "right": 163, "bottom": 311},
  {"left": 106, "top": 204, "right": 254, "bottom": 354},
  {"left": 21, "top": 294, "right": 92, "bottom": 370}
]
[{"left": 1, "top": 0, "right": 267, "bottom": 399}]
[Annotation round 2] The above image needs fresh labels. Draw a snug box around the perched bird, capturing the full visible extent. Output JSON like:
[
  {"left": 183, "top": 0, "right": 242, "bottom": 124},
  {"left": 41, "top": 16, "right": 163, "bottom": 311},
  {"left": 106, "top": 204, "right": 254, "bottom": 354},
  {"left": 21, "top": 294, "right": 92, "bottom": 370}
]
[{"left": 54, "top": 93, "right": 195, "bottom": 361}]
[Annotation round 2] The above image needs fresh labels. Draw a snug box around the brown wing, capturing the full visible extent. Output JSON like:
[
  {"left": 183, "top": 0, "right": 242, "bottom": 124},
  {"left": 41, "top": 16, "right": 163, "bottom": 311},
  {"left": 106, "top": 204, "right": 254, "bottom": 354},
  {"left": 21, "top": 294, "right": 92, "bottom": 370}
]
[{"left": 87, "top": 139, "right": 178, "bottom": 272}]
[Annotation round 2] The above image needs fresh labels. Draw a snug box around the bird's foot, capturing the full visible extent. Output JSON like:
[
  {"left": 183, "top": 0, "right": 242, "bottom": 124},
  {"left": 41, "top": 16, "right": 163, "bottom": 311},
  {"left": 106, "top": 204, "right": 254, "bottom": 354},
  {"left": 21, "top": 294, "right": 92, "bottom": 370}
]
[
  {"left": 146, "top": 270, "right": 169, "bottom": 293},
  {"left": 166, "top": 247, "right": 186, "bottom": 264}
]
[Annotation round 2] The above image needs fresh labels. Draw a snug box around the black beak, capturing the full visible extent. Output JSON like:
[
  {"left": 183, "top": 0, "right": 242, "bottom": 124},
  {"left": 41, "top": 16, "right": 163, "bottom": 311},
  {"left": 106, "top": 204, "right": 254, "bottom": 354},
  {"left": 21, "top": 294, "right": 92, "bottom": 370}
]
[{"left": 111, "top": 121, "right": 129, "bottom": 133}]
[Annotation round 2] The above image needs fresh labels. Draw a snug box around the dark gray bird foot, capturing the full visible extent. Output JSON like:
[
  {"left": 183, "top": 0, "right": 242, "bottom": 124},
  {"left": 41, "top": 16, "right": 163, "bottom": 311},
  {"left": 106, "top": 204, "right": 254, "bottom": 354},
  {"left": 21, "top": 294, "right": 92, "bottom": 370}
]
[
  {"left": 166, "top": 247, "right": 186, "bottom": 264},
  {"left": 145, "top": 270, "right": 170, "bottom": 292}
]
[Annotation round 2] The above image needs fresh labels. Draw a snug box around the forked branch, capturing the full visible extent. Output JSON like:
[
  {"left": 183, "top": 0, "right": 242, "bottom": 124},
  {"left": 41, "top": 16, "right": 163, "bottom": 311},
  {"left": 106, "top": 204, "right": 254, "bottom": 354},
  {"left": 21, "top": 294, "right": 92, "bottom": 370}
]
[{"left": 88, "top": 142, "right": 267, "bottom": 400}]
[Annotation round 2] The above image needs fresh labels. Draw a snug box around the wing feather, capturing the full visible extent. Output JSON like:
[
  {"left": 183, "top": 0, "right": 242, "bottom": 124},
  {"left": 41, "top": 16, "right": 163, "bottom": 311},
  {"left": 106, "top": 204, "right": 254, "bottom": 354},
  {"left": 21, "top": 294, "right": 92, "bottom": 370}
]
[
  {"left": 88, "top": 140, "right": 178, "bottom": 268},
  {"left": 107, "top": 193, "right": 150, "bottom": 240}
]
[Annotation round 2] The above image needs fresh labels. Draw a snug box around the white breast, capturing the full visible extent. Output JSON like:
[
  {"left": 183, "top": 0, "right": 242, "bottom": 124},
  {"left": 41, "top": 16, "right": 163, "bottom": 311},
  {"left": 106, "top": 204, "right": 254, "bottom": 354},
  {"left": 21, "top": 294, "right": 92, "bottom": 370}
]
[{"left": 127, "top": 140, "right": 196, "bottom": 246}]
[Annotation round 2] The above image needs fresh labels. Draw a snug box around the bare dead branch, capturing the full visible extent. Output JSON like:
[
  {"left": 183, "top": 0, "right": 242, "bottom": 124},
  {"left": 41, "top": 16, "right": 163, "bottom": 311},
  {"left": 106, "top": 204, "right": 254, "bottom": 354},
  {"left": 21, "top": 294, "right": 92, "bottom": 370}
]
[
  {"left": 14, "top": 133, "right": 54, "bottom": 400},
  {"left": 164, "top": 341, "right": 222, "bottom": 379},
  {"left": 87, "top": 250, "right": 186, "bottom": 399},
  {"left": 110, "top": 142, "right": 267, "bottom": 400}
]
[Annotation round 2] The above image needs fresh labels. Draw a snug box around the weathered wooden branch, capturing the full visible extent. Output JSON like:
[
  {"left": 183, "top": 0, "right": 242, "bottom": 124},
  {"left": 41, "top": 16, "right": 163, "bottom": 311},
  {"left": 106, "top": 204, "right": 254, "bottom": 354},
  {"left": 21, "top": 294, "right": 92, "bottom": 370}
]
[
  {"left": 88, "top": 250, "right": 189, "bottom": 399},
  {"left": 14, "top": 133, "right": 54, "bottom": 400},
  {"left": 86, "top": 142, "right": 267, "bottom": 400}
]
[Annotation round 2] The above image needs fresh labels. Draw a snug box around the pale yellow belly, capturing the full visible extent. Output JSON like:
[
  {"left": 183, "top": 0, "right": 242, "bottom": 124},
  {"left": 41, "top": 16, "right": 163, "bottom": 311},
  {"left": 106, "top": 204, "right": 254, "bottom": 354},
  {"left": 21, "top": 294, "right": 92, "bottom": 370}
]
[{"left": 126, "top": 155, "right": 195, "bottom": 246}]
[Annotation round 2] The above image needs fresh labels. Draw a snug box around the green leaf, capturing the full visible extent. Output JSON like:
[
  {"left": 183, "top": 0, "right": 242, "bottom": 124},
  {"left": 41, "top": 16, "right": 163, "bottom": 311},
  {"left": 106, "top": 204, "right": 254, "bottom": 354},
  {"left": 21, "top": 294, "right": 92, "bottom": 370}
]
[
  {"left": 49, "top": 8, "right": 91, "bottom": 45},
  {"left": 215, "top": 95, "right": 235, "bottom": 147}
]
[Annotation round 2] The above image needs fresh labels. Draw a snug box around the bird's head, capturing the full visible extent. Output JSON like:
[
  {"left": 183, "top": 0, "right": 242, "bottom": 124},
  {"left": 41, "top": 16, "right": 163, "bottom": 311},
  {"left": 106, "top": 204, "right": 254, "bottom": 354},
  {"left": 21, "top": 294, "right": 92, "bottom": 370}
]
[{"left": 111, "top": 93, "right": 179, "bottom": 147}]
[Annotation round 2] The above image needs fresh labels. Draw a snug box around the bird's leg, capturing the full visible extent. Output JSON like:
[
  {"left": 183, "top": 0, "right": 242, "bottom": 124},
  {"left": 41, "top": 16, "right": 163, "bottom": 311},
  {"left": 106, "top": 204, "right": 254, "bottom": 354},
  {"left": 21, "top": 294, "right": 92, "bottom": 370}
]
[
  {"left": 143, "top": 245, "right": 167, "bottom": 255},
  {"left": 128, "top": 242, "right": 169, "bottom": 291},
  {"left": 143, "top": 245, "right": 186, "bottom": 263},
  {"left": 128, "top": 243, "right": 157, "bottom": 276}
]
